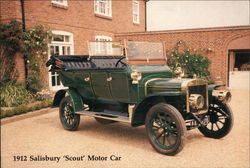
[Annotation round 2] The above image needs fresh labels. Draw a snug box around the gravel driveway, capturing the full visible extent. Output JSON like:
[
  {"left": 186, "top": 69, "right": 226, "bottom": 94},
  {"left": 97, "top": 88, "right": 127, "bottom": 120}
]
[{"left": 1, "top": 89, "right": 249, "bottom": 168}]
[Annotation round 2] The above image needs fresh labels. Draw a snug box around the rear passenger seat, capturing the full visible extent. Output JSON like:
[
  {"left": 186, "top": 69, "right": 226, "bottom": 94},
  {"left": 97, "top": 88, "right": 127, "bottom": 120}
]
[{"left": 60, "top": 56, "right": 125, "bottom": 71}]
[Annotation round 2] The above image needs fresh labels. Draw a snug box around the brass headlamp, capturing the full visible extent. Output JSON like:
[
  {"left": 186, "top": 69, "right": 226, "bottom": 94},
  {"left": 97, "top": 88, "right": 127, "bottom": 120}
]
[
  {"left": 212, "top": 90, "right": 231, "bottom": 103},
  {"left": 189, "top": 94, "right": 205, "bottom": 109}
]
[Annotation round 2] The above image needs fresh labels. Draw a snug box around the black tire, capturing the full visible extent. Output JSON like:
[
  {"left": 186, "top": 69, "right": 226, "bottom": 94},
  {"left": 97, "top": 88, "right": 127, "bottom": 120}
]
[
  {"left": 145, "top": 103, "right": 187, "bottom": 155},
  {"left": 59, "top": 96, "right": 80, "bottom": 131},
  {"left": 198, "top": 102, "right": 233, "bottom": 139},
  {"left": 95, "top": 117, "right": 117, "bottom": 124}
]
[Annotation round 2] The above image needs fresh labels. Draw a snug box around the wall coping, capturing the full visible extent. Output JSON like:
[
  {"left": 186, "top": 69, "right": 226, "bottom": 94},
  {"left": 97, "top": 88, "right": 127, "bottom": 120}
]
[{"left": 115, "top": 25, "right": 250, "bottom": 36}]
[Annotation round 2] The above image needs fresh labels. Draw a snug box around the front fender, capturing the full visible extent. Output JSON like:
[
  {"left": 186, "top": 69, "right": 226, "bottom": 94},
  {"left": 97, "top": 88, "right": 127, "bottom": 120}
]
[
  {"left": 131, "top": 91, "right": 182, "bottom": 127},
  {"left": 53, "top": 88, "right": 84, "bottom": 112}
]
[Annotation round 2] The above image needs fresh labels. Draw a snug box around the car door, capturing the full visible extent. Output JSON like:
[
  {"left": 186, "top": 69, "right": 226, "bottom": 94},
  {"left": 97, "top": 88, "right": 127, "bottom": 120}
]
[
  {"left": 74, "top": 72, "right": 96, "bottom": 100},
  {"left": 91, "top": 71, "right": 112, "bottom": 100},
  {"left": 108, "top": 70, "right": 130, "bottom": 102}
]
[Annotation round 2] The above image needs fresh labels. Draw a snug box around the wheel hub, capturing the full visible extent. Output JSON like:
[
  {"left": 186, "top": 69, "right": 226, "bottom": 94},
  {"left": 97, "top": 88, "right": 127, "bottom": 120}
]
[{"left": 209, "top": 111, "right": 219, "bottom": 123}]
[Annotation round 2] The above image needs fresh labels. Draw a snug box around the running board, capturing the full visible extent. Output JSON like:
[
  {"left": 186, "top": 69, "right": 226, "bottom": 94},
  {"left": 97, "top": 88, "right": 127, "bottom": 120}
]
[{"left": 75, "top": 110, "right": 131, "bottom": 123}]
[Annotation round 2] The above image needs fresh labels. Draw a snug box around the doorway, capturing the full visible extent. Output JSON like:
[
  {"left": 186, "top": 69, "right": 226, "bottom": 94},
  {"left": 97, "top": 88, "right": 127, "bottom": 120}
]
[{"left": 228, "top": 50, "right": 250, "bottom": 89}]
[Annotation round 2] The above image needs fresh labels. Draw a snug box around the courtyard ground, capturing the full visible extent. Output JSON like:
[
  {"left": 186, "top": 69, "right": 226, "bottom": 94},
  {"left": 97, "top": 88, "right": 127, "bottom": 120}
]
[{"left": 1, "top": 89, "right": 249, "bottom": 168}]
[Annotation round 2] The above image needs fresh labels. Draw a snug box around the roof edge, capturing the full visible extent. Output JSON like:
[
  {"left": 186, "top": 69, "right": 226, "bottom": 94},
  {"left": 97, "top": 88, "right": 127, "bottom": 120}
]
[{"left": 115, "top": 25, "right": 250, "bottom": 36}]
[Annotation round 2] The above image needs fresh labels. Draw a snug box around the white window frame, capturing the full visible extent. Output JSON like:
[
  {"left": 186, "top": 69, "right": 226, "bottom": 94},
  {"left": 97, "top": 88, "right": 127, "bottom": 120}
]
[
  {"left": 94, "top": 0, "right": 112, "bottom": 17},
  {"left": 133, "top": 0, "right": 140, "bottom": 24},
  {"left": 51, "top": 0, "right": 68, "bottom": 7},
  {"left": 95, "top": 35, "right": 112, "bottom": 55},
  {"left": 48, "top": 30, "right": 74, "bottom": 91}
]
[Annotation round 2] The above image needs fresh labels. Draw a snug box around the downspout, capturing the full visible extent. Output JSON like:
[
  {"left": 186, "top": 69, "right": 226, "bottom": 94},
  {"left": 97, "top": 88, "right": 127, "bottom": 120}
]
[
  {"left": 20, "top": 0, "right": 26, "bottom": 31},
  {"left": 144, "top": 0, "right": 148, "bottom": 32},
  {"left": 20, "top": 0, "right": 28, "bottom": 81}
]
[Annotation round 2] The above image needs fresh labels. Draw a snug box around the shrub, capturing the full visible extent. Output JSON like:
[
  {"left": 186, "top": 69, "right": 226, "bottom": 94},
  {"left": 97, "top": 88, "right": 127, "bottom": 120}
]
[
  {"left": 0, "top": 20, "right": 23, "bottom": 82},
  {"left": 167, "top": 40, "right": 212, "bottom": 80},
  {"left": 0, "top": 99, "right": 52, "bottom": 119},
  {"left": 26, "top": 73, "right": 44, "bottom": 93},
  {"left": 0, "top": 81, "right": 34, "bottom": 107},
  {"left": 22, "top": 24, "right": 52, "bottom": 93}
]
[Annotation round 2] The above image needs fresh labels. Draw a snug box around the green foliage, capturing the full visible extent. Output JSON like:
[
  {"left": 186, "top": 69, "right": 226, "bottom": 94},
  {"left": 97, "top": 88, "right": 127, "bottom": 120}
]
[
  {"left": 22, "top": 24, "right": 52, "bottom": 55},
  {"left": 26, "top": 72, "right": 44, "bottom": 93},
  {"left": 0, "top": 99, "right": 52, "bottom": 119},
  {"left": 22, "top": 25, "right": 52, "bottom": 93},
  {"left": 0, "top": 20, "right": 23, "bottom": 82},
  {"left": 0, "top": 21, "right": 52, "bottom": 94},
  {"left": 0, "top": 81, "right": 34, "bottom": 107},
  {"left": 167, "top": 40, "right": 211, "bottom": 80}
]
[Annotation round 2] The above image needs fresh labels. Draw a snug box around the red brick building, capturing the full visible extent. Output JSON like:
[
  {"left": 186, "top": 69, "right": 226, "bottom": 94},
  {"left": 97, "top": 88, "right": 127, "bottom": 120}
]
[
  {"left": 0, "top": 0, "right": 146, "bottom": 90},
  {"left": 1, "top": 0, "right": 249, "bottom": 90},
  {"left": 116, "top": 26, "right": 250, "bottom": 85}
]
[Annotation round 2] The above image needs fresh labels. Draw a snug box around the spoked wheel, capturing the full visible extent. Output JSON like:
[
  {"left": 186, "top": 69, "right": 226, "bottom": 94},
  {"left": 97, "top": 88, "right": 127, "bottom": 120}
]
[
  {"left": 145, "top": 103, "right": 187, "bottom": 155},
  {"left": 59, "top": 96, "right": 80, "bottom": 131},
  {"left": 198, "top": 102, "right": 233, "bottom": 138}
]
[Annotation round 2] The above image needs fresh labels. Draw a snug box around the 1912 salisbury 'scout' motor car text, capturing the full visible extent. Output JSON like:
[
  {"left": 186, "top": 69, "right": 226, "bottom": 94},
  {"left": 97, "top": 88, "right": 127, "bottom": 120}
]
[{"left": 46, "top": 41, "right": 233, "bottom": 155}]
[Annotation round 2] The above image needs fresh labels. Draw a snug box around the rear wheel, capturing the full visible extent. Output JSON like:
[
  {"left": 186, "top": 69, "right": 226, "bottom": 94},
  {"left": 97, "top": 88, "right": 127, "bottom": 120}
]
[
  {"left": 145, "top": 103, "right": 187, "bottom": 155},
  {"left": 198, "top": 102, "right": 233, "bottom": 138},
  {"left": 59, "top": 96, "right": 80, "bottom": 131}
]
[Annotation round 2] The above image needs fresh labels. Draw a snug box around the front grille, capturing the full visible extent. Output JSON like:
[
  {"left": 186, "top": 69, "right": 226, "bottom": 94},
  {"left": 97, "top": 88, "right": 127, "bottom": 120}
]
[{"left": 188, "top": 84, "right": 208, "bottom": 113}]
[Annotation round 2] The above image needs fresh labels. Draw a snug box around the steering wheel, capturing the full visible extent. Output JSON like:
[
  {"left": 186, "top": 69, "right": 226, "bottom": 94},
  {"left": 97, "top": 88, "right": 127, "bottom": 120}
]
[{"left": 115, "top": 57, "right": 127, "bottom": 67}]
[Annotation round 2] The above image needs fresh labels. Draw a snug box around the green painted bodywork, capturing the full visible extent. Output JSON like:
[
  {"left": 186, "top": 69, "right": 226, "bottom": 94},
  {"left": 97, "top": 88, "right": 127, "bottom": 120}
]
[
  {"left": 53, "top": 88, "right": 84, "bottom": 112},
  {"left": 56, "top": 63, "right": 221, "bottom": 126},
  {"left": 59, "top": 64, "right": 177, "bottom": 104}
]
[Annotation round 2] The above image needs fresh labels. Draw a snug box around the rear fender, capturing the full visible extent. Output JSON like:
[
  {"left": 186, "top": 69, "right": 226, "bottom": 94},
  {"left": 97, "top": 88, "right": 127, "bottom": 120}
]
[{"left": 53, "top": 88, "right": 84, "bottom": 112}]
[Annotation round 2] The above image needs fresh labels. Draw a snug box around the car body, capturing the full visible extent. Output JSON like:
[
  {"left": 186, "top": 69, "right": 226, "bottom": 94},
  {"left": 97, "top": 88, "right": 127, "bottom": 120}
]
[{"left": 46, "top": 41, "right": 233, "bottom": 155}]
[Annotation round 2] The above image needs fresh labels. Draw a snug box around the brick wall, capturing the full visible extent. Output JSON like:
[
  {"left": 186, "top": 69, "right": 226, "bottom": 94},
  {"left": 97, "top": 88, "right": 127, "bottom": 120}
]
[
  {"left": 0, "top": 0, "right": 146, "bottom": 89},
  {"left": 15, "top": 53, "right": 25, "bottom": 83},
  {"left": 115, "top": 26, "right": 250, "bottom": 84},
  {"left": 14, "top": 0, "right": 145, "bottom": 55},
  {"left": 2, "top": 0, "right": 249, "bottom": 87},
  {"left": 0, "top": 0, "right": 22, "bottom": 22}
]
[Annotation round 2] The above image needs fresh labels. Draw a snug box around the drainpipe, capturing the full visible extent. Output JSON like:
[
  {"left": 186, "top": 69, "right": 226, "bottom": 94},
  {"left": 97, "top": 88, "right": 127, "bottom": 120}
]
[
  {"left": 20, "top": 0, "right": 26, "bottom": 31},
  {"left": 20, "top": 0, "right": 28, "bottom": 82},
  {"left": 144, "top": 0, "right": 149, "bottom": 32}
]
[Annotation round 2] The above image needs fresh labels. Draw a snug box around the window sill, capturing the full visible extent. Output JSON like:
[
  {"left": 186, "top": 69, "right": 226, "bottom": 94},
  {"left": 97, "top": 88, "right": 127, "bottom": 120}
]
[
  {"left": 133, "top": 22, "right": 140, "bottom": 25},
  {"left": 95, "top": 13, "right": 112, "bottom": 20},
  {"left": 52, "top": 2, "right": 68, "bottom": 9}
]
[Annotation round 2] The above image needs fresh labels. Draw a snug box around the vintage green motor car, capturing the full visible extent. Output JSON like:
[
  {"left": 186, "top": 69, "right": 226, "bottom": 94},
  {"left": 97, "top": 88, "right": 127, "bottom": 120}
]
[{"left": 46, "top": 41, "right": 233, "bottom": 155}]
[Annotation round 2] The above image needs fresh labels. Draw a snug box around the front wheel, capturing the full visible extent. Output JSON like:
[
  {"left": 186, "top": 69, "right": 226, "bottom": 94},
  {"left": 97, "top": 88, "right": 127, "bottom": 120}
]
[
  {"left": 198, "top": 102, "right": 233, "bottom": 138},
  {"left": 59, "top": 96, "right": 80, "bottom": 131},
  {"left": 145, "top": 103, "right": 187, "bottom": 155}
]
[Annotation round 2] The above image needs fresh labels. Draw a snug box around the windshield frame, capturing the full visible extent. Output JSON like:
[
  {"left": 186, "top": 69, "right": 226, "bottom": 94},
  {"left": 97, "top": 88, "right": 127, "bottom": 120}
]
[
  {"left": 125, "top": 41, "right": 167, "bottom": 65},
  {"left": 88, "top": 41, "right": 124, "bottom": 57},
  {"left": 87, "top": 41, "right": 167, "bottom": 65}
]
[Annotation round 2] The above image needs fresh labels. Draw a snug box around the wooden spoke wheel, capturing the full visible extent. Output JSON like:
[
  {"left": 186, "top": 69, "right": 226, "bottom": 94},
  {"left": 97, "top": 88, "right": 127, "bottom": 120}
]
[
  {"left": 198, "top": 102, "right": 233, "bottom": 138},
  {"left": 59, "top": 96, "right": 80, "bottom": 131},
  {"left": 145, "top": 103, "right": 187, "bottom": 155}
]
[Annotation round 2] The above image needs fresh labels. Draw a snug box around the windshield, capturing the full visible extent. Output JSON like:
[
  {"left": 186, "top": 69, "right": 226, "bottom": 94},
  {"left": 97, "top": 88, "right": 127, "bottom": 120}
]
[
  {"left": 87, "top": 41, "right": 166, "bottom": 65},
  {"left": 88, "top": 41, "right": 123, "bottom": 56},
  {"left": 126, "top": 41, "right": 166, "bottom": 64}
]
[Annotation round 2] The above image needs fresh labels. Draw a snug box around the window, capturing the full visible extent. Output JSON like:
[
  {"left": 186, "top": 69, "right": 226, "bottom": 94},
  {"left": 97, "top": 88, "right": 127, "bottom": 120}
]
[
  {"left": 94, "top": 0, "right": 112, "bottom": 17},
  {"left": 52, "top": 0, "right": 68, "bottom": 6},
  {"left": 48, "top": 31, "right": 73, "bottom": 91},
  {"left": 133, "top": 0, "right": 140, "bottom": 24},
  {"left": 94, "top": 35, "right": 112, "bottom": 55}
]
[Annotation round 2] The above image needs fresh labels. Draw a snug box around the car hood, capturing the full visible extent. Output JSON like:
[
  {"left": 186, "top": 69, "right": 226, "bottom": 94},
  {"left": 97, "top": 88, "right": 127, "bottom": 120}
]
[{"left": 143, "top": 78, "right": 202, "bottom": 96}]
